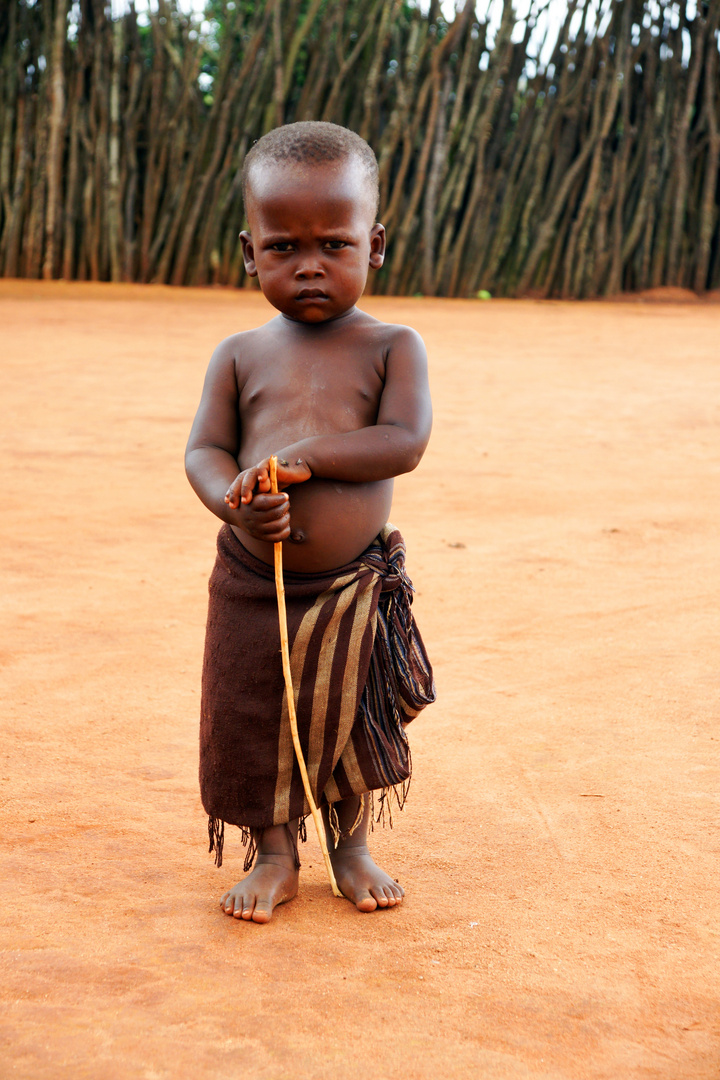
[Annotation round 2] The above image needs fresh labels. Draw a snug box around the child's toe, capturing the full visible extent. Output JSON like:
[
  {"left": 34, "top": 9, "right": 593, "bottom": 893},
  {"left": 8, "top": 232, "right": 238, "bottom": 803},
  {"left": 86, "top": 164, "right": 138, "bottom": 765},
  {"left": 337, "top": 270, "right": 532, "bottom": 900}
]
[
  {"left": 354, "top": 889, "right": 378, "bottom": 912},
  {"left": 221, "top": 891, "right": 240, "bottom": 916},
  {"left": 251, "top": 900, "right": 273, "bottom": 923}
]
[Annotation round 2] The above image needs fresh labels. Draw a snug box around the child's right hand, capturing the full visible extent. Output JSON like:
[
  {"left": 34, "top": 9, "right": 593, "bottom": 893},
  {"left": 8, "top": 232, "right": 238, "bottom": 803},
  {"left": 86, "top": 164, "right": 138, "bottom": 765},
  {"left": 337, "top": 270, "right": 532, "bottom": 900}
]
[
  {"left": 227, "top": 486, "right": 291, "bottom": 542},
  {"left": 225, "top": 456, "right": 312, "bottom": 507},
  {"left": 224, "top": 464, "right": 272, "bottom": 509},
  {"left": 223, "top": 456, "right": 311, "bottom": 542}
]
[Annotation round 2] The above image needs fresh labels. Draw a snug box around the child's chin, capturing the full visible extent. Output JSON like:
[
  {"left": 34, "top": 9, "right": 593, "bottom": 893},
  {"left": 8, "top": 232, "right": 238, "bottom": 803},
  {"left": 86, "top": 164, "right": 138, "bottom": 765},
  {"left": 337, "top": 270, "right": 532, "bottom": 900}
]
[{"left": 282, "top": 303, "right": 341, "bottom": 324}]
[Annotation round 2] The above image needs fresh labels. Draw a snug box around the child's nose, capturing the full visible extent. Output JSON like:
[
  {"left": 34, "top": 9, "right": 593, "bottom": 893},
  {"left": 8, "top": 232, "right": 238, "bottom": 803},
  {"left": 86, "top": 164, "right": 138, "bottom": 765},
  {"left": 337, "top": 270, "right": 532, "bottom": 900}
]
[{"left": 295, "top": 258, "right": 325, "bottom": 279}]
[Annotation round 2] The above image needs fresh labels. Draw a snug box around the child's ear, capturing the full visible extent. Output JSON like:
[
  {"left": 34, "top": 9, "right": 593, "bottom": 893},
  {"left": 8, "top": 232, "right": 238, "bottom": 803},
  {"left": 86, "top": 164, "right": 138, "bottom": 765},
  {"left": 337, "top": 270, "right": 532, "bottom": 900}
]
[
  {"left": 239, "top": 231, "right": 258, "bottom": 277},
  {"left": 369, "top": 223, "right": 385, "bottom": 270}
]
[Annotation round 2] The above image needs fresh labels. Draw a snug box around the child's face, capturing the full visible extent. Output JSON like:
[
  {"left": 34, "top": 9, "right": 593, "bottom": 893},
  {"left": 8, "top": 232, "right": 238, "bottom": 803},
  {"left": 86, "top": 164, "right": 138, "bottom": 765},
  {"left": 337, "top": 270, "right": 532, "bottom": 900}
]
[{"left": 240, "top": 158, "right": 385, "bottom": 323}]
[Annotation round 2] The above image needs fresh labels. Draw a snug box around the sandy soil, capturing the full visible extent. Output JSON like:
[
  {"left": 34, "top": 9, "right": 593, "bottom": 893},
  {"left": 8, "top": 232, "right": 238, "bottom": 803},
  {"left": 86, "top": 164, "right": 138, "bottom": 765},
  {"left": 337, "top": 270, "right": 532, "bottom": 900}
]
[{"left": 1, "top": 281, "right": 719, "bottom": 1079}]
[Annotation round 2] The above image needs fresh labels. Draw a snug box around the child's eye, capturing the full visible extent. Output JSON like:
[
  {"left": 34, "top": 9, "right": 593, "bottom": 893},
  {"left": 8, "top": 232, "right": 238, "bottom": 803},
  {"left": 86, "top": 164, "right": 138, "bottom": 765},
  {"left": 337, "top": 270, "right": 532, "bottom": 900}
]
[
  {"left": 270, "top": 242, "right": 294, "bottom": 252},
  {"left": 324, "top": 240, "right": 347, "bottom": 250}
]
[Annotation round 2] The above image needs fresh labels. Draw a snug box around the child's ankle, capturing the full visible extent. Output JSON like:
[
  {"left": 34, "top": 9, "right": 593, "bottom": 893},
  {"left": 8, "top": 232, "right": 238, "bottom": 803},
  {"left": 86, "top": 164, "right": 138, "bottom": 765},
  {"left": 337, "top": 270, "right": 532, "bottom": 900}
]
[{"left": 256, "top": 821, "right": 299, "bottom": 860}]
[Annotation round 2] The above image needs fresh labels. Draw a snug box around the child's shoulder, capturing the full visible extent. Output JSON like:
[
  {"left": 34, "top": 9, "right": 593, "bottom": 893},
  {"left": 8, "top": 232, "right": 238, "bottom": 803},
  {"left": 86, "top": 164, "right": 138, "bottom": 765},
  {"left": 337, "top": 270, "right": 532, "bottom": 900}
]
[
  {"left": 353, "top": 310, "right": 426, "bottom": 353},
  {"left": 211, "top": 323, "right": 273, "bottom": 357},
  {"left": 206, "top": 323, "right": 279, "bottom": 377}
]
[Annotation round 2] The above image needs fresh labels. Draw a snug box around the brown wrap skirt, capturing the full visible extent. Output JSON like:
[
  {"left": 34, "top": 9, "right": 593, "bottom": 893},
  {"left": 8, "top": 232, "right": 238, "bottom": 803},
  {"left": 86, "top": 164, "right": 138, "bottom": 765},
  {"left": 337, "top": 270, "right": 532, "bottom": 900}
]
[{"left": 199, "top": 523, "right": 435, "bottom": 865}]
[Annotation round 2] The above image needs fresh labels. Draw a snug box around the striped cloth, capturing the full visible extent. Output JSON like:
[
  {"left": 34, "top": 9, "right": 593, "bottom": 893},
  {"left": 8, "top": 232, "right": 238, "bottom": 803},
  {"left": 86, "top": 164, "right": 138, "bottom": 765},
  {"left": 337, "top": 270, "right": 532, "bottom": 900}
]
[{"left": 200, "top": 524, "right": 435, "bottom": 867}]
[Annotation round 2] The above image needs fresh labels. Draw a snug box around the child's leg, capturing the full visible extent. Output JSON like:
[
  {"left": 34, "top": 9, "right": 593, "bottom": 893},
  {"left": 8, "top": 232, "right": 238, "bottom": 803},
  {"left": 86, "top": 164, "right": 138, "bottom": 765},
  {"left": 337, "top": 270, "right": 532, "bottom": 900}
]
[
  {"left": 220, "top": 821, "right": 299, "bottom": 924},
  {"left": 323, "top": 795, "right": 404, "bottom": 912}
]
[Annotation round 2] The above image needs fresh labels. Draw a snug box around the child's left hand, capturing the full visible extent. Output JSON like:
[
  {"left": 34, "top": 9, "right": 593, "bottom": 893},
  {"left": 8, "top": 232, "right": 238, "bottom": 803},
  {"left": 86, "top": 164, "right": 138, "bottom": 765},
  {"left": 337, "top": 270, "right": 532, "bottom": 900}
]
[{"left": 224, "top": 454, "right": 312, "bottom": 509}]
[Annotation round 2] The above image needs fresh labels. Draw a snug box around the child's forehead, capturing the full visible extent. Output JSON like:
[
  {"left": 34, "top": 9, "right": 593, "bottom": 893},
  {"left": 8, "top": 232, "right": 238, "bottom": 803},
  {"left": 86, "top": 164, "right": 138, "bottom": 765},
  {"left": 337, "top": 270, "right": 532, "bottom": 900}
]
[{"left": 247, "top": 157, "right": 375, "bottom": 212}]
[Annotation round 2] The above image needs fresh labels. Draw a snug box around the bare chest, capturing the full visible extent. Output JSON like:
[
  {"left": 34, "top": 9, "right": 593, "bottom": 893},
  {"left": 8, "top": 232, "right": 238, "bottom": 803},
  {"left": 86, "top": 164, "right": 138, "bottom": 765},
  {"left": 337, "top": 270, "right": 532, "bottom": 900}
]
[{"left": 239, "top": 347, "right": 385, "bottom": 432}]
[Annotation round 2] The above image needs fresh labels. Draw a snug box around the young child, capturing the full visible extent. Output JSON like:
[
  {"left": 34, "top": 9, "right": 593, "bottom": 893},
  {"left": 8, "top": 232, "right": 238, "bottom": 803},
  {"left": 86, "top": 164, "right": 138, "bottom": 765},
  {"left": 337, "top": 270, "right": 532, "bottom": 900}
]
[{"left": 185, "top": 121, "right": 435, "bottom": 923}]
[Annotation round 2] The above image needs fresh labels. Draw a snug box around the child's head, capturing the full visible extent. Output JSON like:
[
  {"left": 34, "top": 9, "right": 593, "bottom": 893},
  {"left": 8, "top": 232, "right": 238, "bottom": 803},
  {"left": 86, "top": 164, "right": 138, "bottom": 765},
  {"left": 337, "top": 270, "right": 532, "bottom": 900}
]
[
  {"left": 240, "top": 122, "right": 384, "bottom": 324},
  {"left": 242, "top": 122, "right": 379, "bottom": 219}
]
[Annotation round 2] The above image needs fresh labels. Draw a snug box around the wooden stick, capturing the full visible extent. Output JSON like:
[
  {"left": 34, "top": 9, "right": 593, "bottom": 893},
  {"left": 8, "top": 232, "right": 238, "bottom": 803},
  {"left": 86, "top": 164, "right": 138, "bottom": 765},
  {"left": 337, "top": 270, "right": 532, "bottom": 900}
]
[{"left": 269, "top": 456, "right": 343, "bottom": 898}]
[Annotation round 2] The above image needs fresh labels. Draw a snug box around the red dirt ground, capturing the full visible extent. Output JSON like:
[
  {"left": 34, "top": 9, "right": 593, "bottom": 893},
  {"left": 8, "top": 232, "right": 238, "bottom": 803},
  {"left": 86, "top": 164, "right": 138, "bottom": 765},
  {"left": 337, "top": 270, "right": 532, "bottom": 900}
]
[{"left": 1, "top": 281, "right": 719, "bottom": 1079}]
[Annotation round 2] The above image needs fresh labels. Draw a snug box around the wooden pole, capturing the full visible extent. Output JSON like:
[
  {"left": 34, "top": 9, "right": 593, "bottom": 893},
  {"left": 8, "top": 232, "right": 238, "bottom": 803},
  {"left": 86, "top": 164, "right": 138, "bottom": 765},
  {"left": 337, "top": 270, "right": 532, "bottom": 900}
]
[{"left": 269, "top": 456, "right": 343, "bottom": 898}]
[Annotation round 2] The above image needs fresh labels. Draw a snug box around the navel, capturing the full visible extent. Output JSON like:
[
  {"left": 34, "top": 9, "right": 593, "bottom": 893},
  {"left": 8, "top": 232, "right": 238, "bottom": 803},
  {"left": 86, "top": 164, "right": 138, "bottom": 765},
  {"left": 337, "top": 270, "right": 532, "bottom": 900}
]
[{"left": 289, "top": 529, "right": 306, "bottom": 544}]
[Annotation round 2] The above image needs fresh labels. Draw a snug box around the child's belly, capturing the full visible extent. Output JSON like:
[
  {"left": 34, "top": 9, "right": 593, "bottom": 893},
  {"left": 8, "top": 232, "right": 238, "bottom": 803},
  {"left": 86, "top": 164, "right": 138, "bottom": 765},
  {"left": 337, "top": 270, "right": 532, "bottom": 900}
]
[{"left": 232, "top": 477, "right": 394, "bottom": 573}]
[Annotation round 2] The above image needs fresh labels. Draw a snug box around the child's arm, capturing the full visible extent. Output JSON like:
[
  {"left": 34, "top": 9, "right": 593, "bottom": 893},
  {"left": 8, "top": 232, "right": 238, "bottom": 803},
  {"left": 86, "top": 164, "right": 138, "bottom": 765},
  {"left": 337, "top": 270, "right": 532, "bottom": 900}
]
[
  {"left": 225, "top": 327, "right": 431, "bottom": 505},
  {"left": 185, "top": 342, "right": 291, "bottom": 543}
]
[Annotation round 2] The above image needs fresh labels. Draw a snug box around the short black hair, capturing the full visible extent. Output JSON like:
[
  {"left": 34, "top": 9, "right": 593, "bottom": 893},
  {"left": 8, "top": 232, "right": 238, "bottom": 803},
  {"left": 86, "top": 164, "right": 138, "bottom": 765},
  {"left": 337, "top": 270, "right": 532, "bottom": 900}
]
[{"left": 242, "top": 121, "right": 379, "bottom": 217}]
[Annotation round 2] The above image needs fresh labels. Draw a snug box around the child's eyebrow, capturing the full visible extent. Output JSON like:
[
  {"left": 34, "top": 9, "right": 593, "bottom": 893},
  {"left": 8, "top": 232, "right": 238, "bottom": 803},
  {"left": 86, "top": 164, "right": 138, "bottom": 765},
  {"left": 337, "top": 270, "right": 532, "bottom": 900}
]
[
  {"left": 262, "top": 230, "right": 354, "bottom": 245},
  {"left": 313, "top": 229, "right": 356, "bottom": 241},
  {"left": 262, "top": 232, "right": 296, "bottom": 243}
]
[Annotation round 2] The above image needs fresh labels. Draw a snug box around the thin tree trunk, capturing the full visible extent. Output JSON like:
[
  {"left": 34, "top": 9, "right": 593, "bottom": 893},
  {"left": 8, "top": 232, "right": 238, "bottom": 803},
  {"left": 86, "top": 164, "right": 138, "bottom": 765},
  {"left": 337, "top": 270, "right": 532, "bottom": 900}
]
[
  {"left": 107, "top": 13, "right": 123, "bottom": 282},
  {"left": 693, "top": 7, "right": 720, "bottom": 292},
  {"left": 272, "top": 0, "right": 284, "bottom": 127},
  {"left": 667, "top": 11, "right": 704, "bottom": 282},
  {"left": 42, "top": 0, "right": 68, "bottom": 279},
  {"left": 421, "top": 70, "right": 449, "bottom": 295}
]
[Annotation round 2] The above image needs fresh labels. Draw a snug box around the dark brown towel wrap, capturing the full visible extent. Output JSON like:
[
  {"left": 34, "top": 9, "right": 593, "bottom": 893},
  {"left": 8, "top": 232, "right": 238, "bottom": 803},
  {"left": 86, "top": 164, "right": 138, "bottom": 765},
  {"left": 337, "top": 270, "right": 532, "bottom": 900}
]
[{"left": 199, "top": 524, "right": 435, "bottom": 847}]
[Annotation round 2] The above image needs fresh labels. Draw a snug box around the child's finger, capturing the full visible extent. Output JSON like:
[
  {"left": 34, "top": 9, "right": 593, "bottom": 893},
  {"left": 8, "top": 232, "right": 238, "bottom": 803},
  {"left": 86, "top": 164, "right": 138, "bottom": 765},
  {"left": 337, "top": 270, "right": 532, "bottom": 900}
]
[
  {"left": 261, "top": 516, "right": 291, "bottom": 542},
  {"left": 256, "top": 465, "right": 271, "bottom": 494},
  {"left": 224, "top": 475, "right": 244, "bottom": 509},
  {"left": 239, "top": 468, "right": 259, "bottom": 504},
  {"left": 248, "top": 493, "right": 290, "bottom": 539},
  {"left": 251, "top": 493, "right": 289, "bottom": 517}
]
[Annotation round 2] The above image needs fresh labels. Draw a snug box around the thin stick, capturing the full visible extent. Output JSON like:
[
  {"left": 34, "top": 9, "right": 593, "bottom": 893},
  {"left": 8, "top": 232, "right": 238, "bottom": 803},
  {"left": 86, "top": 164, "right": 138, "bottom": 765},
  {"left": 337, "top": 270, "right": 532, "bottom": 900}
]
[{"left": 269, "top": 456, "right": 343, "bottom": 898}]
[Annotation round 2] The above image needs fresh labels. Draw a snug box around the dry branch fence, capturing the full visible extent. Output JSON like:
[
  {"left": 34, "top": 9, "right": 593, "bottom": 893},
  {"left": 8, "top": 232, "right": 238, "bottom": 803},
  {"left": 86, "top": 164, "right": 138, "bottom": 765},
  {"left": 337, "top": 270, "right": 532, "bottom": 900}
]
[{"left": 1, "top": 0, "right": 719, "bottom": 297}]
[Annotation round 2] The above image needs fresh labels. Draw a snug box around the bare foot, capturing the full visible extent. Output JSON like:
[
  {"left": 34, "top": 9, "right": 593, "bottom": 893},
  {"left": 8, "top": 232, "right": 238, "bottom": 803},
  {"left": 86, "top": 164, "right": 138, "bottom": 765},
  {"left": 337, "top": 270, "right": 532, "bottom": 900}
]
[
  {"left": 330, "top": 846, "right": 404, "bottom": 912},
  {"left": 220, "top": 854, "right": 299, "bottom": 923}
]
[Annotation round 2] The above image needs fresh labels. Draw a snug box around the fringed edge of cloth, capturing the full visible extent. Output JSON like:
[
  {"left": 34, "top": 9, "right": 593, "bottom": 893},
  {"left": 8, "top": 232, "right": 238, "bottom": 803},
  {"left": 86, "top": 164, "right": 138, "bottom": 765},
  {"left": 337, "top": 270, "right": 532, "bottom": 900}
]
[
  {"left": 207, "top": 776, "right": 410, "bottom": 869},
  {"left": 208, "top": 816, "right": 225, "bottom": 867},
  {"left": 208, "top": 815, "right": 305, "bottom": 871},
  {"left": 326, "top": 795, "right": 366, "bottom": 848},
  {"left": 324, "top": 771, "right": 411, "bottom": 847},
  {"left": 369, "top": 772, "right": 411, "bottom": 833}
]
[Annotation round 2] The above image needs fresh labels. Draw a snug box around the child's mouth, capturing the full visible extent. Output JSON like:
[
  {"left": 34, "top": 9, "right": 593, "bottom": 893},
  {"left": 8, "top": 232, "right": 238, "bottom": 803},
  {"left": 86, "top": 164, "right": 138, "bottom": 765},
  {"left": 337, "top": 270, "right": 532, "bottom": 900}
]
[{"left": 296, "top": 289, "right": 328, "bottom": 300}]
